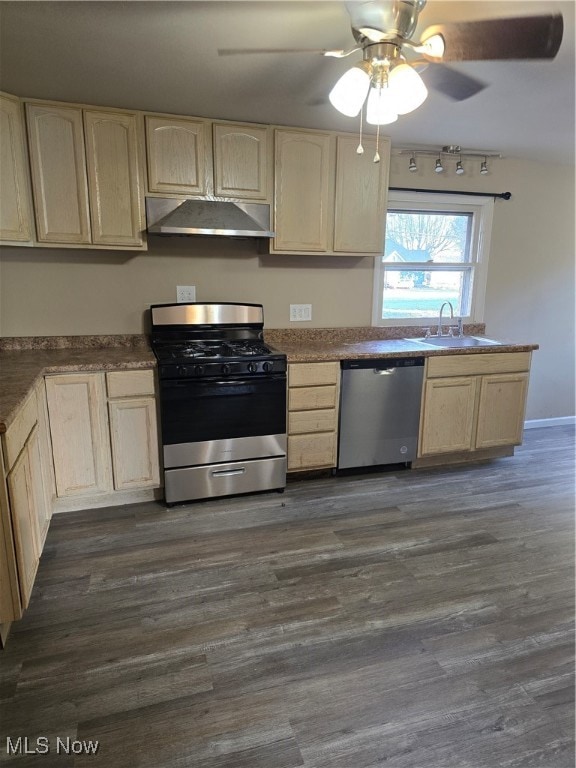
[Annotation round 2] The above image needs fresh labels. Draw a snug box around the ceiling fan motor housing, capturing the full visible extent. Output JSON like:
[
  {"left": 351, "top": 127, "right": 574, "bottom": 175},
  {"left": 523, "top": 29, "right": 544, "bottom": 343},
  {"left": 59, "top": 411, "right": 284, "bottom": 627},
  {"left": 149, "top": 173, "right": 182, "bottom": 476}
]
[{"left": 347, "top": 0, "right": 427, "bottom": 44}]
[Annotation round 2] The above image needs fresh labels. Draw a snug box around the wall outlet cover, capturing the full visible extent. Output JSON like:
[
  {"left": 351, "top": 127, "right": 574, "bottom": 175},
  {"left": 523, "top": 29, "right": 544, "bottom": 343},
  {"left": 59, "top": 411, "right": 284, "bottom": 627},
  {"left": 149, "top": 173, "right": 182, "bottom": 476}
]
[
  {"left": 176, "top": 285, "right": 196, "bottom": 303},
  {"left": 290, "top": 304, "right": 312, "bottom": 322}
]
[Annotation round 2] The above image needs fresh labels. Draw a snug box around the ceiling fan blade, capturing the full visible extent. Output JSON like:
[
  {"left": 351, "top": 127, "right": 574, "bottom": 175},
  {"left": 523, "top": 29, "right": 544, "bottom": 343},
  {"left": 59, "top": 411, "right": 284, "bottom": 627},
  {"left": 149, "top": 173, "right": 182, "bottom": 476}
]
[
  {"left": 421, "top": 64, "right": 487, "bottom": 101},
  {"left": 420, "top": 14, "right": 563, "bottom": 62},
  {"left": 219, "top": 48, "right": 323, "bottom": 56}
]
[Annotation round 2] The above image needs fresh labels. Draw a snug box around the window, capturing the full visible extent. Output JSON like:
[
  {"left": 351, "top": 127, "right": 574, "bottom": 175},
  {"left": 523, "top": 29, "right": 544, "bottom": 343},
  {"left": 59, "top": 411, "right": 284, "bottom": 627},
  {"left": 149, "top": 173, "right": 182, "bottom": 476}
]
[{"left": 372, "top": 191, "right": 494, "bottom": 326}]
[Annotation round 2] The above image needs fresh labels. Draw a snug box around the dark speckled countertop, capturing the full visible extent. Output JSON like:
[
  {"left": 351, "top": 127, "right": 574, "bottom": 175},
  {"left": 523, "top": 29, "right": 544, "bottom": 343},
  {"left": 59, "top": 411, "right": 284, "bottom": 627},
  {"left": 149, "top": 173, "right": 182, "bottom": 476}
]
[
  {"left": 0, "top": 329, "right": 538, "bottom": 434},
  {"left": 0, "top": 345, "right": 155, "bottom": 434}
]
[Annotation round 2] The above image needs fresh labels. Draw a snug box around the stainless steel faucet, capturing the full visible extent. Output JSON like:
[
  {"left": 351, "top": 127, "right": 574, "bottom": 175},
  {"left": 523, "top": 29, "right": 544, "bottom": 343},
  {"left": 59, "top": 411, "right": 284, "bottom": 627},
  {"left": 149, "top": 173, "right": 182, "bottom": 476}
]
[{"left": 437, "top": 301, "right": 454, "bottom": 337}]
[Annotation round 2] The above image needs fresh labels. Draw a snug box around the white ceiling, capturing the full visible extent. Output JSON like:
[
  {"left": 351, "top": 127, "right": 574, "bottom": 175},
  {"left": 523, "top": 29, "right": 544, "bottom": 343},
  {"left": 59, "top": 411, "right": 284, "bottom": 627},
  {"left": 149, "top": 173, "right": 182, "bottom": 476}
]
[{"left": 0, "top": 0, "right": 574, "bottom": 164}]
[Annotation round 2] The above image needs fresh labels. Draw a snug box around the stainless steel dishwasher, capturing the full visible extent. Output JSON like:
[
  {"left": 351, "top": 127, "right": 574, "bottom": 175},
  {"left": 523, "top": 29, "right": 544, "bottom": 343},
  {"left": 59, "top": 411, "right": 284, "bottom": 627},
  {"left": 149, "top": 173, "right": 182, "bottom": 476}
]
[{"left": 337, "top": 357, "right": 425, "bottom": 470}]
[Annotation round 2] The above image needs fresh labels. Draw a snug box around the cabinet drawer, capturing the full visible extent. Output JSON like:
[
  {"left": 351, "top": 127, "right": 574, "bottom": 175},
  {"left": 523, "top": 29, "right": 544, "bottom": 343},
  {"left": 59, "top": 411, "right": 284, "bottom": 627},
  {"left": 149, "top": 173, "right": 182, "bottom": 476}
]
[
  {"left": 288, "top": 408, "right": 337, "bottom": 435},
  {"left": 106, "top": 370, "right": 155, "bottom": 398},
  {"left": 427, "top": 352, "right": 531, "bottom": 378},
  {"left": 289, "top": 362, "right": 339, "bottom": 387},
  {"left": 288, "top": 432, "right": 337, "bottom": 471},
  {"left": 2, "top": 390, "right": 38, "bottom": 472},
  {"left": 289, "top": 385, "right": 337, "bottom": 411}
]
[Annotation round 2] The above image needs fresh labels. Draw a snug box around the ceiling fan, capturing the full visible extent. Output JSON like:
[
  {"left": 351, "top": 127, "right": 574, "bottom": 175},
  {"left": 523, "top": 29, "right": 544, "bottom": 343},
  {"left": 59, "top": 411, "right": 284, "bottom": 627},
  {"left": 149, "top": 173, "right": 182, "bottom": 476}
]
[{"left": 218, "top": 1, "right": 563, "bottom": 124}]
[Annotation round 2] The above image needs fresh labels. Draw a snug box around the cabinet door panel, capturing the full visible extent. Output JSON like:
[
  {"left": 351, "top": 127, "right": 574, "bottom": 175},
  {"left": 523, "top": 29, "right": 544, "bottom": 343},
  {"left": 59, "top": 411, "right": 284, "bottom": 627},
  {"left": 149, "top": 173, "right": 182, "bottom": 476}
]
[
  {"left": 108, "top": 398, "right": 160, "bottom": 490},
  {"left": 84, "top": 110, "right": 144, "bottom": 246},
  {"left": 334, "top": 135, "right": 389, "bottom": 253},
  {"left": 146, "top": 116, "right": 209, "bottom": 196},
  {"left": 45, "top": 374, "right": 112, "bottom": 497},
  {"left": 273, "top": 130, "right": 333, "bottom": 252},
  {"left": 419, "top": 377, "right": 477, "bottom": 455},
  {"left": 475, "top": 373, "right": 529, "bottom": 449},
  {"left": 213, "top": 123, "right": 269, "bottom": 200},
  {"left": 27, "top": 429, "right": 50, "bottom": 551},
  {"left": 7, "top": 447, "right": 39, "bottom": 610},
  {"left": 26, "top": 103, "right": 91, "bottom": 243},
  {"left": 0, "top": 94, "right": 33, "bottom": 242}
]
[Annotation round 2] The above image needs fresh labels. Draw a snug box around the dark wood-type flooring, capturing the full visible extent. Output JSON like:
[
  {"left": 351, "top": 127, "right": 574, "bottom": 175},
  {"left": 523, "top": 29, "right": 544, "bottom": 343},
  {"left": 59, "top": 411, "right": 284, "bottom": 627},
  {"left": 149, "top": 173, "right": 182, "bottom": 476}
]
[{"left": 1, "top": 426, "right": 574, "bottom": 767}]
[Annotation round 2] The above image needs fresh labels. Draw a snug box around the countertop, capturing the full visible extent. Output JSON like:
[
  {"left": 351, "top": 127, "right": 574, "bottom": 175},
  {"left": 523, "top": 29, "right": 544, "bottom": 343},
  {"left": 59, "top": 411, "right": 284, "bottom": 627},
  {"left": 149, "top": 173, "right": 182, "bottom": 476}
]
[
  {"left": 0, "top": 346, "right": 155, "bottom": 434},
  {"left": 0, "top": 333, "right": 538, "bottom": 435}
]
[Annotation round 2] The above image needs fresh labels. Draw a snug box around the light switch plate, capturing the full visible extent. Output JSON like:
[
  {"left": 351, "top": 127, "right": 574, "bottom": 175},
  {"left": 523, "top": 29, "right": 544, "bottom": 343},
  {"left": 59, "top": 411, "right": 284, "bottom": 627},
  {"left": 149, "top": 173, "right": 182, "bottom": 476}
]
[
  {"left": 176, "top": 285, "right": 196, "bottom": 303},
  {"left": 290, "top": 304, "right": 312, "bottom": 322}
]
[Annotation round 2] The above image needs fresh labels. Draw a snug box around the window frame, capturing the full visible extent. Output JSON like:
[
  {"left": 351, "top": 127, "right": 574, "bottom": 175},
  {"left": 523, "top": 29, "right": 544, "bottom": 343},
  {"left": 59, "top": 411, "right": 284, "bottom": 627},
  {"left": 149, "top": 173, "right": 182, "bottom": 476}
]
[{"left": 372, "top": 190, "right": 494, "bottom": 327}]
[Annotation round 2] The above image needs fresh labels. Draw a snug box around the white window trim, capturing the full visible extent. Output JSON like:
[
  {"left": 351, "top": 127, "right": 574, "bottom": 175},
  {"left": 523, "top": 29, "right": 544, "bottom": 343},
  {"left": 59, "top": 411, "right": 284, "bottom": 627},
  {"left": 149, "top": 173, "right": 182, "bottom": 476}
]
[{"left": 372, "top": 190, "right": 494, "bottom": 327}]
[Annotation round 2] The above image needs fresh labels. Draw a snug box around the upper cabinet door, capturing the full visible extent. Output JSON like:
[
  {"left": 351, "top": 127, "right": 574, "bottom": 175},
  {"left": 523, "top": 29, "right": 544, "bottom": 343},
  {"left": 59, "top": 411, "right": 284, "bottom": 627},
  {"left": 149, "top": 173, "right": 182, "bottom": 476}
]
[
  {"left": 273, "top": 129, "right": 334, "bottom": 252},
  {"left": 0, "top": 93, "right": 34, "bottom": 243},
  {"left": 333, "top": 135, "right": 390, "bottom": 254},
  {"left": 84, "top": 110, "right": 144, "bottom": 246},
  {"left": 213, "top": 123, "right": 270, "bottom": 201},
  {"left": 145, "top": 116, "right": 210, "bottom": 196},
  {"left": 26, "top": 103, "right": 91, "bottom": 244}
]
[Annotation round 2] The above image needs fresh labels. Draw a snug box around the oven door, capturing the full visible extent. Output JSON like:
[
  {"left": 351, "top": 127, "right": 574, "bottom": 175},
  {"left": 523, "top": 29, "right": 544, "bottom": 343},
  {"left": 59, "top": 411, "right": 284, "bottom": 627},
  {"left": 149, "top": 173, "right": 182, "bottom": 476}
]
[{"left": 159, "top": 374, "right": 287, "bottom": 468}]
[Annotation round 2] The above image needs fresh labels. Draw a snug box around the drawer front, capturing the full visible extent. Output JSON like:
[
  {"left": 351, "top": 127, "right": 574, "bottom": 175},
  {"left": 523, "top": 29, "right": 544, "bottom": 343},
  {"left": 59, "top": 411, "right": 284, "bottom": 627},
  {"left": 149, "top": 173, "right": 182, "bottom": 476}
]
[
  {"left": 106, "top": 369, "right": 155, "bottom": 398},
  {"left": 288, "top": 432, "right": 337, "bottom": 471},
  {"left": 164, "top": 456, "right": 286, "bottom": 504},
  {"left": 426, "top": 352, "right": 531, "bottom": 378},
  {"left": 289, "top": 408, "right": 337, "bottom": 435},
  {"left": 289, "top": 385, "right": 337, "bottom": 411},
  {"left": 289, "top": 362, "right": 339, "bottom": 387},
  {"left": 2, "top": 390, "right": 38, "bottom": 472}
]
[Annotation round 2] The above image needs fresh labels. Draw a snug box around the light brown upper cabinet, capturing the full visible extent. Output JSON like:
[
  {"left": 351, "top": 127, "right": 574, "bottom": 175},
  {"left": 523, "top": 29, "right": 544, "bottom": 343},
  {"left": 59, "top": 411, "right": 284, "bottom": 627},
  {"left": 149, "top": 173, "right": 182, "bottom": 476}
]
[
  {"left": 26, "top": 102, "right": 145, "bottom": 248},
  {"left": 145, "top": 116, "right": 271, "bottom": 202},
  {"left": 271, "top": 128, "right": 390, "bottom": 256},
  {"left": 273, "top": 129, "right": 334, "bottom": 253},
  {"left": 333, "top": 135, "right": 389, "bottom": 253},
  {"left": 0, "top": 92, "right": 34, "bottom": 244},
  {"left": 213, "top": 122, "right": 271, "bottom": 201},
  {"left": 145, "top": 115, "right": 211, "bottom": 196}
]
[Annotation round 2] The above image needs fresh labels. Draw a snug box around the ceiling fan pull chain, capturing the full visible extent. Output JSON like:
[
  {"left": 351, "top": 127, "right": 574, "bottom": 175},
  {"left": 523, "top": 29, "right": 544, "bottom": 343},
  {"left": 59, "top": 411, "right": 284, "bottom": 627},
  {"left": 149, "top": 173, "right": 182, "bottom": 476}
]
[
  {"left": 356, "top": 107, "right": 364, "bottom": 154},
  {"left": 374, "top": 123, "right": 381, "bottom": 163}
]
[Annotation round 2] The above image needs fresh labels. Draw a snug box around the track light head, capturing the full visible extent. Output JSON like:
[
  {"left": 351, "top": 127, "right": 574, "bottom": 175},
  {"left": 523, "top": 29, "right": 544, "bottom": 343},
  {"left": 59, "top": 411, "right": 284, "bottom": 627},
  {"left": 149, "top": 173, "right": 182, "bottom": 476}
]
[
  {"left": 435, "top": 157, "right": 444, "bottom": 173},
  {"left": 409, "top": 156, "right": 417, "bottom": 172}
]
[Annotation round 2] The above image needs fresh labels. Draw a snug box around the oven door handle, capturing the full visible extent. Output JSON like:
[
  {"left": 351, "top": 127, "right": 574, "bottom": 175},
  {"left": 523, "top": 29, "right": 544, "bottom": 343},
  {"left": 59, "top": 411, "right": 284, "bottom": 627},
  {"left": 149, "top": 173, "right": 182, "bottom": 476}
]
[
  {"left": 211, "top": 467, "right": 246, "bottom": 477},
  {"left": 161, "top": 376, "right": 286, "bottom": 389}
]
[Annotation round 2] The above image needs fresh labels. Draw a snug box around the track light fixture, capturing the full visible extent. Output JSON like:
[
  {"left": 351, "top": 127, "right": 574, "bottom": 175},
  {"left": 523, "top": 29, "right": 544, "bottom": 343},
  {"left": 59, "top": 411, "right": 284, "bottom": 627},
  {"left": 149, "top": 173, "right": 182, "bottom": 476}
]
[{"left": 396, "top": 146, "right": 501, "bottom": 176}]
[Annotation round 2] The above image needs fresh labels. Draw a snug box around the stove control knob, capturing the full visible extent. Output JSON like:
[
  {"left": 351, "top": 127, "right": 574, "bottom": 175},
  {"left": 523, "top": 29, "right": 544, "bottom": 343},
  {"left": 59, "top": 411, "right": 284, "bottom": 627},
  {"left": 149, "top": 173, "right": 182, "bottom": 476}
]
[
  {"left": 221, "top": 363, "right": 231, "bottom": 375},
  {"left": 247, "top": 362, "right": 258, "bottom": 373},
  {"left": 177, "top": 365, "right": 187, "bottom": 377},
  {"left": 193, "top": 364, "right": 204, "bottom": 376},
  {"left": 262, "top": 361, "right": 273, "bottom": 373}
]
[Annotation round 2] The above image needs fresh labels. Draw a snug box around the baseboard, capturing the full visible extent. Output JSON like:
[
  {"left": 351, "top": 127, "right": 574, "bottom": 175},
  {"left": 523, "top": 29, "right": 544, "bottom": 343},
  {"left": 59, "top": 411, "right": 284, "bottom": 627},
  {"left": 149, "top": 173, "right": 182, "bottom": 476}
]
[{"left": 524, "top": 416, "right": 576, "bottom": 430}]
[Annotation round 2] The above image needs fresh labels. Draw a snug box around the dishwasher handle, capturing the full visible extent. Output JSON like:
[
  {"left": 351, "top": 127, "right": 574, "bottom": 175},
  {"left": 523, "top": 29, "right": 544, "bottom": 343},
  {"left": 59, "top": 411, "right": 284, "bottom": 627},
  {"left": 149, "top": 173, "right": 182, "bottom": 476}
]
[{"left": 341, "top": 357, "right": 424, "bottom": 371}]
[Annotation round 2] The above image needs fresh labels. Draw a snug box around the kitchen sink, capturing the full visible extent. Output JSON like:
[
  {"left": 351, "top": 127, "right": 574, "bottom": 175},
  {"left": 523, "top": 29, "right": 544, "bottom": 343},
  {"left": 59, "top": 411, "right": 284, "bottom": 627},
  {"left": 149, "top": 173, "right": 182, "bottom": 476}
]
[{"left": 409, "top": 336, "right": 503, "bottom": 348}]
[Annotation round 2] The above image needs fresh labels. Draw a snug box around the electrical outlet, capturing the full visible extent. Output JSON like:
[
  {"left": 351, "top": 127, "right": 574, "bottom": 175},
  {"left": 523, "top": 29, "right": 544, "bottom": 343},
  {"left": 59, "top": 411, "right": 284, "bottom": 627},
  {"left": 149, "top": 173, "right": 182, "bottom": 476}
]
[
  {"left": 176, "top": 285, "right": 196, "bottom": 303},
  {"left": 290, "top": 304, "right": 312, "bottom": 322}
]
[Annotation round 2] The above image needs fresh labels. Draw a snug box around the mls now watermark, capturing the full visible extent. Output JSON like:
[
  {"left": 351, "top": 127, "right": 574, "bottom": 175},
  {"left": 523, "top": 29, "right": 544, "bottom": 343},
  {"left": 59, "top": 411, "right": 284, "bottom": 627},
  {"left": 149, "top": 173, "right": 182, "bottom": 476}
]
[{"left": 6, "top": 736, "right": 99, "bottom": 755}]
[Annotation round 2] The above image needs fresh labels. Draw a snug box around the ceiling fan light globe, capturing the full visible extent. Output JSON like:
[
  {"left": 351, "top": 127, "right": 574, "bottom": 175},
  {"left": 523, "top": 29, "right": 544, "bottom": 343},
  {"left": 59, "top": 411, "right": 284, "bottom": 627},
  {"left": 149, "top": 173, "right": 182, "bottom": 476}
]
[
  {"left": 387, "top": 64, "right": 428, "bottom": 114},
  {"left": 366, "top": 86, "right": 398, "bottom": 125},
  {"left": 328, "top": 65, "right": 370, "bottom": 117}
]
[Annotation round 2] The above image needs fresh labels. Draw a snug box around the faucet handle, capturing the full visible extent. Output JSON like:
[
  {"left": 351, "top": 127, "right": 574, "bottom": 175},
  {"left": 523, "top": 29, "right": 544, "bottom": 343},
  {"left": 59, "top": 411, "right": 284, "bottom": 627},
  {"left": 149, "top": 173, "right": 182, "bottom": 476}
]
[
  {"left": 457, "top": 317, "right": 464, "bottom": 337},
  {"left": 423, "top": 327, "right": 432, "bottom": 338}
]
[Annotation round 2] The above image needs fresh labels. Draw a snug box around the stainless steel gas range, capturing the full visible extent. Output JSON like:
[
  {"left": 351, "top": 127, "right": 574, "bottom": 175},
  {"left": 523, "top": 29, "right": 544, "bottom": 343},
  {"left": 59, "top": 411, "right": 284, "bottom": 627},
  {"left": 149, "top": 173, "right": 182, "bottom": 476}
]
[{"left": 150, "top": 302, "right": 287, "bottom": 504}]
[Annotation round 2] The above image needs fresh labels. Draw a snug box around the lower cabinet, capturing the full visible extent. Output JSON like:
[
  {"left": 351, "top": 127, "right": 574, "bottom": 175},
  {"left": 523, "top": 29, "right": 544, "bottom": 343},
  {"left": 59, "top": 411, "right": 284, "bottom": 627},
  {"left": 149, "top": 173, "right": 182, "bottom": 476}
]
[
  {"left": 287, "top": 362, "right": 340, "bottom": 471},
  {"left": 419, "top": 352, "right": 531, "bottom": 457},
  {"left": 107, "top": 371, "right": 160, "bottom": 490},
  {"left": 45, "top": 369, "right": 160, "bottom": 509},
  {"left": 0, "top": 385, "right": 52, "bottom": 628}
]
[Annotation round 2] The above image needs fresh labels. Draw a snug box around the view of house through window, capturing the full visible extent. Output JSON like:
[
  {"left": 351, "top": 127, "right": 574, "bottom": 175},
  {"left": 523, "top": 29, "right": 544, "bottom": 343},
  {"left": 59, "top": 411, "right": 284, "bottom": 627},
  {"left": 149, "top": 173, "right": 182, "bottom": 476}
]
[{"left": 373, "top": 192, "right": 494, "bottom": 326}]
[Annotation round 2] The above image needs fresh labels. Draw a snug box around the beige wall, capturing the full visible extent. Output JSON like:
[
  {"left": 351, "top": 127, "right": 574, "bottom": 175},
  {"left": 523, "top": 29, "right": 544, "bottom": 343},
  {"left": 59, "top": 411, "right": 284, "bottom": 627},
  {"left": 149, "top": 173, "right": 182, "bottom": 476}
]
[{"left": 1, "top": 155, "right": 574, "bottom": 420}]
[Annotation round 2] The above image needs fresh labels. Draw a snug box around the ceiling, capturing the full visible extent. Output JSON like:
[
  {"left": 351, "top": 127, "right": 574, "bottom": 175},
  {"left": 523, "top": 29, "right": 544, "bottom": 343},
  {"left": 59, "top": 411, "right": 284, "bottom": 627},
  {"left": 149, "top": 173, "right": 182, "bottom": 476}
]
[{"left": 0, "top": 1, "right": 574, "bottom": 164}]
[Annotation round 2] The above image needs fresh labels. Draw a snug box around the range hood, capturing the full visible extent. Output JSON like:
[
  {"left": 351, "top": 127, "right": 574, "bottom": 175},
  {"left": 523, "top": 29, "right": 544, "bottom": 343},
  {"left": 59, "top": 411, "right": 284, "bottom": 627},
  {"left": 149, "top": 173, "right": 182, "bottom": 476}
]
[{"left": 146, "top": 197, "right": 274, "bottom": 238}]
